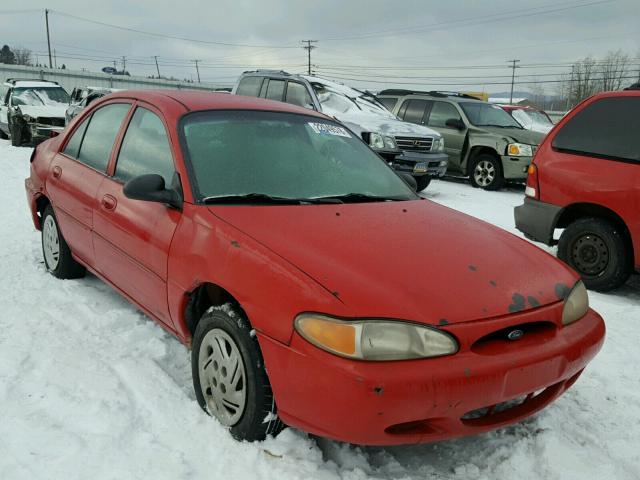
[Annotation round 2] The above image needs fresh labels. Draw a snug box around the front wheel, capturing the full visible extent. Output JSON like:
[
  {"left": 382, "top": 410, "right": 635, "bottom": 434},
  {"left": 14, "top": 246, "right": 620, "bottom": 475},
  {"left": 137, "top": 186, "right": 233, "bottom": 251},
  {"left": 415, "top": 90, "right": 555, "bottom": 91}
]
[
  {"left": 557, "top": 217, "right": 631, "bottom": 291},
  {"left": 10, "top": 122, "right": 23, "bottom": 147},
  {"left": 41, "top": 205, "right": 86, "bottom": 279},
  {"left": 192, "top": 308, "right": 284, "bottom": 441},
  {"left": 469, "top": 154, "right": 504, "bottom": 190},
  {"left": 415, "top": 175, "right": 431, "bottom": 192}
]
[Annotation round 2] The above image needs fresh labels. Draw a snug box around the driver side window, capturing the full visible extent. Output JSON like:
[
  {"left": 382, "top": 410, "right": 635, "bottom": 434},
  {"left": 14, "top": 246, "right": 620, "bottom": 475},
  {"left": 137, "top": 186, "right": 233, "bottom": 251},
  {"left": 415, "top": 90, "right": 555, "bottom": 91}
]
[{"left": 427, "top": 102, "right": 461, "bottom": 128}]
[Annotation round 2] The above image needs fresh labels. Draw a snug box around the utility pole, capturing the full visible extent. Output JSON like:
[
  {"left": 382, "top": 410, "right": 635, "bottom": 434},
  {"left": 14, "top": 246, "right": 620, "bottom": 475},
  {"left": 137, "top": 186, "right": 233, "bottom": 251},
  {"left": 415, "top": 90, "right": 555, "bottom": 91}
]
[
  {"left": 45, "top": 9, "right": 53, "bottom": 68},
  {"left": 53, "top": 49, "right": 57, "bottom": 69},
  {"left": 122, "top": 56, "right": 127, "bottom": 74},
  {"left": 301, "top": 40, "right": 317, "bottom": 75},
  {"left": 153, "top": 56, "right": 161, "bottom": 78},
  {"left": 508, "top": 59, "right": 520, "bottom": 104},
  {"left": 192, "top": 60, "right": 201, "bottom": 83}
]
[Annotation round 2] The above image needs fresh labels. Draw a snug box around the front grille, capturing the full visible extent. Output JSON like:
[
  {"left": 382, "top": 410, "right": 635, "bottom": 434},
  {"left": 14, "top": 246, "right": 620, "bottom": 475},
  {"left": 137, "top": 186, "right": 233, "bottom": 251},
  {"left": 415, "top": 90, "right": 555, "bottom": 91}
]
[
  {"left": 36, "top": 117, "right": 65, "bottom": 127},
  {"left": 395, "top": 136, "right": 434, "bottom": 153}
]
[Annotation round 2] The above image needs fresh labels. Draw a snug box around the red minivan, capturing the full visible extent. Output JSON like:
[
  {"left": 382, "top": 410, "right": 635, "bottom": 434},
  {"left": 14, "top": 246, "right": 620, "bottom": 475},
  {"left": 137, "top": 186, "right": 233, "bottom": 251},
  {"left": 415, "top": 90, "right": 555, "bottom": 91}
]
[{"left": 515, "top": 90, "right": 640, "bottom": 291}]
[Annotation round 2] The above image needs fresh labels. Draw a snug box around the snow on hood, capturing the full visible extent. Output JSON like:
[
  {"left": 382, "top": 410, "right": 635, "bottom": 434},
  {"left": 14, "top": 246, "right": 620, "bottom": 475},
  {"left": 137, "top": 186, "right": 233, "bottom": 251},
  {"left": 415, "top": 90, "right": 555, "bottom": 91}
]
[
  {"left": 303, "top": 75, "right": 441, "bottom": 138},
  {"left": 208, "top": 200, "right": 578, "bottom": 325},
  {"left": 17, "top": 105, "right": 68, "bottom": 120}
]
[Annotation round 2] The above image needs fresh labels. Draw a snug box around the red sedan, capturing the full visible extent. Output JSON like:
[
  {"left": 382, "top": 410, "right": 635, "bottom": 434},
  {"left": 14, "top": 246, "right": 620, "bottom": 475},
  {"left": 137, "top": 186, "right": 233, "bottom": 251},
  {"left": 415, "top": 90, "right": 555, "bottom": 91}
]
[{"left": 25, "top": 90, "right": 604, "bottom": 445}]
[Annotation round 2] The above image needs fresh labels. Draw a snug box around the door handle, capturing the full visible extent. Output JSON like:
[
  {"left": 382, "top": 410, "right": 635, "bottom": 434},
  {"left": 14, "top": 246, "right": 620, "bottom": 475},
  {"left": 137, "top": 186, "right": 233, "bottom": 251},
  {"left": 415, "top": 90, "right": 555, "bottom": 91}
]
[
  {"left": 52, "top": 166, "right": 62, "bottom": 179},
  {"left": 101, "top": 194, "right": 117, "bottom": 211}
]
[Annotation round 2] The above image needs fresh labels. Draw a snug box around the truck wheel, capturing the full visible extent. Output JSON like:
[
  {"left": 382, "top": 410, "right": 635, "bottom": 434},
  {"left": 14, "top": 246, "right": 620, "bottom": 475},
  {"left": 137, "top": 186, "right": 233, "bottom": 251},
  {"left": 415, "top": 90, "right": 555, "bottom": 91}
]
[
  {"left": 469, "top": 154, "right": 504, "bottom": 191},
  {"left": 415, "top": 176, "right": 431, "bottom": 192},
  {"left": 10, "top": 122, "right": 23, "bottom": 147},
  {"left": 192, "top": 308, "right": 284, "bottom": 442},
  {"left": 41, "top": 205, "right": 86, "bottom": 279},
  {"left": 558, "top": 217, "right": 631, "bottom": 291}
]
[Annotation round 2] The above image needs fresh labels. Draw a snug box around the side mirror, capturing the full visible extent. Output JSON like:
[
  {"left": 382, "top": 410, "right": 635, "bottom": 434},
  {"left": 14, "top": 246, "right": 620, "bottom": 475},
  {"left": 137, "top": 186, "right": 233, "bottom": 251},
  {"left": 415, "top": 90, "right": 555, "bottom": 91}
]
[
  {"left": 445, "top": 118, "right": 465, "bottom": 130},
  {"left": 123, "top": 173, "right": 182, "bottom": 210},
  {"left": 400, "top": 173, "right": 418, "bottom": 192}
]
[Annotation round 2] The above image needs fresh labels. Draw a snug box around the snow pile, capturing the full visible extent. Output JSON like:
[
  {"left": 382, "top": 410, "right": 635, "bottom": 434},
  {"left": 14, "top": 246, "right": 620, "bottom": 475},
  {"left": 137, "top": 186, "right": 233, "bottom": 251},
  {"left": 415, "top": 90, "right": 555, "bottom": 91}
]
[{"left": 0, "top": 140, "right": 638, "bottom": 479}]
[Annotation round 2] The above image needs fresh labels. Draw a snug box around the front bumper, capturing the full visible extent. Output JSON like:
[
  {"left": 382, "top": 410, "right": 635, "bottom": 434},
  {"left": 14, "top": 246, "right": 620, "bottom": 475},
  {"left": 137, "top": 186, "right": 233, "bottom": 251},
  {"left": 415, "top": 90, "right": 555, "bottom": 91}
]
[
  {"left": 515, "top": 197, "right": 564, "bottom": 245},
  {"left": 390, "top": 151, "right": 448, "bottom": 178},
  {"left": 29, "top": 123, "right": 64, "bottom": 141},
  {"left": 501, "top": 155, "right": 533, "bottom": 180},
  {"left": 259, "top": 305, "right": 604, "bottom": 446}
]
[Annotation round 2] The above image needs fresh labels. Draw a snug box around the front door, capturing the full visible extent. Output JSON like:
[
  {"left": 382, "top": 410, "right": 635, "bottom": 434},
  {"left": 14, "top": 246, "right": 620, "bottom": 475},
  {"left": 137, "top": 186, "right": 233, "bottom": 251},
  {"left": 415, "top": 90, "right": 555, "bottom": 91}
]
[
  {"left": 425, "top": 101, "right": 467, "bottom": 171},
  {"left": 92, "top": 105, "right": 181, "bottom": 326}
]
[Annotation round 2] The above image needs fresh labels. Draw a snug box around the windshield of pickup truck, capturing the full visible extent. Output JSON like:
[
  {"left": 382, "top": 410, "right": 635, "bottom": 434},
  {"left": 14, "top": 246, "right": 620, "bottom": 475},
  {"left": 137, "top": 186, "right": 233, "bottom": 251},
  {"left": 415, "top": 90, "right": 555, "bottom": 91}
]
[
  {"left": 182, "top": 110, "right": 416, "bottom": 203},
  {"left": 461, "top": 102, "right": 522, "bottom": 128},
  {"left": 11, "top": 87, "right": 70, "bottom": 106}
]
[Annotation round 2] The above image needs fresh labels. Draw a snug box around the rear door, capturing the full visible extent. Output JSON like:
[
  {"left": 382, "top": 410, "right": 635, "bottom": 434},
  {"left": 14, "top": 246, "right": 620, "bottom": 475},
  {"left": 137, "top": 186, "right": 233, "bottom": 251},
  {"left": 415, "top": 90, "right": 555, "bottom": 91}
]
[
  {"left": 46, "top": 102, "right": 132, "bottom": 266},
  {"left": 425, "top": 101, "right": 467, "bottom": 168},
  {"left": 92, "top": 104, "right": 181, "bottom": 326},
  {"left": 396, "top": 98, "right": 431, "bottom": 126}
]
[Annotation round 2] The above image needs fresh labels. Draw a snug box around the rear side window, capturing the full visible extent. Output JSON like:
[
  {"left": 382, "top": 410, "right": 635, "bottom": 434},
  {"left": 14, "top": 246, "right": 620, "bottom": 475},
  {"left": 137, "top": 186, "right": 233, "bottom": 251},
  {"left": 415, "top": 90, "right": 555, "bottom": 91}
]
[
  {"left": 265, "top": 80, "right": 285, "bottom": 101},
  {"left": 236, "top": 77, "right": 263, "bottom": 97},
  {"left": 428, "top": 101, "right": 461, "bottom": 128},
  {"left": 378, "top": 97, "right": 398, "bottom": 111},
  {"left": 63, "top": 116, "right": 90, "bottom": 158},
  {"left": 552, "top": 97, "right": 640, "bottom": 162},
  {"left": 77, "top": 104, "right": 130, "bottom": 172},
  {"left": 114, "top": 107, "right": 175, "bottom": 186},
  {"left": 285, "top": 82, "right": 313, "bottom": 108},
  {"left": 399, "top": 99, "right": 429, "bottom": 125}
]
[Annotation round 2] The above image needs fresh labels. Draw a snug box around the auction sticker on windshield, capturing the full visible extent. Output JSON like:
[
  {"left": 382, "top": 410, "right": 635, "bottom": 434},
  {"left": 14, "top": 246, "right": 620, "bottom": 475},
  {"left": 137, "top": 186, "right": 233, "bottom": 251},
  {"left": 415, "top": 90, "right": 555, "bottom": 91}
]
[{"left": 308, "top": 122, "right": 351, "bottom": 138}]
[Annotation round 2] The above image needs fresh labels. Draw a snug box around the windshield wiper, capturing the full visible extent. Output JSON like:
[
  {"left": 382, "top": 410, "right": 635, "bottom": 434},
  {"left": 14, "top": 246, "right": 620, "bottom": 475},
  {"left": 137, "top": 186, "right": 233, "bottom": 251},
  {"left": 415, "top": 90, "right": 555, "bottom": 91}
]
[
  {"left": 202, "top": 193, "right": 344, "bottom": 205},
  {"left": 311, "top": 193, "right": 410, "bottom": 203}
]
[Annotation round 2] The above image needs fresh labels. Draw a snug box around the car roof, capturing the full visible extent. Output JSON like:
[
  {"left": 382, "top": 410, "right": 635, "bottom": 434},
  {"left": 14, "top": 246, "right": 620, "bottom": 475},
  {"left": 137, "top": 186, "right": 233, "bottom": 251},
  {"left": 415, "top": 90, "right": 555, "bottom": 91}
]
[
  {"left": 378, "top": 89, "right": 483, "bottom": 102},
  {"left": 5, "top": 80, "right": 62, "bottom": 88},
  {"left": 103, "top": 89, "right": 331, "bottom": 118}
]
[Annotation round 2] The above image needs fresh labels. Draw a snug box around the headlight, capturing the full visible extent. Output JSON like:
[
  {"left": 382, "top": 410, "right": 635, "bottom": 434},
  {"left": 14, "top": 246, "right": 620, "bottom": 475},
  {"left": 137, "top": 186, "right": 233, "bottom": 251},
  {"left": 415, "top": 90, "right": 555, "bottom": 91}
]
[
  {"left": 562, "top": 281, "right": 589, "bottom": 326},
  {"left": 433, "top": 137, "right": 445, "bottom": 152},
  {"left": 383, "top": 136, "right": 397, "bottom": 149},
  {"left": 368, "top": 132, "right": 385, "bottom": 149},
  {"left": 23, "top": 114, "right": 32, "bottom": 122},
  {"left": 295, "top": 314, "right": 458, "bottom": 361},
  {"left": 507, "top": 143, "right": 533, "bottom": 157}
]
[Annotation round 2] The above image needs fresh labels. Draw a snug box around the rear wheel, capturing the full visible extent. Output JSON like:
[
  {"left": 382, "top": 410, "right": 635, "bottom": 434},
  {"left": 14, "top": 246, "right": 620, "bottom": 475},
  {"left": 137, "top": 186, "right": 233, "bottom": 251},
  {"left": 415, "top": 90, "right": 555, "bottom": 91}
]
[
  {"left": 192, "top": 308, "right": 284, "bottom": 441},
  {"left": 557, "top": 217, "right": 631, "bottom": 291},
  {"left": 469, "top": 154, "right": 504, "bottom": 190},
  {"left": 41, "top": 205, "right": 86, "bottom": 279},
  {"left": 415, "top": 175, "right": 431, "bottom": 192}
]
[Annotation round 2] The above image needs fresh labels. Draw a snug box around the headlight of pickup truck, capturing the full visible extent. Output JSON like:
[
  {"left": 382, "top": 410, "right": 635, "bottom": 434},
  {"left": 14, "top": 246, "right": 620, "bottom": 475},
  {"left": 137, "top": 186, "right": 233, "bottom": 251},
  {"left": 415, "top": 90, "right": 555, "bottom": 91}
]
[
  {"left": 295, "top": 314, "right": 458, "bottom": 360},
  {"left": 368, "top": 132, "right": 396, "bottom": 150},
  {"left": 507, "top": 143, "right": 533, "bottom": 157}
]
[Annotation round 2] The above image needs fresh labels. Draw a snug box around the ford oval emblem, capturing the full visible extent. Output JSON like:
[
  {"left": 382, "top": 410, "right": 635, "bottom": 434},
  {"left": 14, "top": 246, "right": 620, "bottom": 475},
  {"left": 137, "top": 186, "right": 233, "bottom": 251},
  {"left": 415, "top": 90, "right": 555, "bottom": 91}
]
[{"left": 507, "top": 329, "right": 524, "bottom": 341}]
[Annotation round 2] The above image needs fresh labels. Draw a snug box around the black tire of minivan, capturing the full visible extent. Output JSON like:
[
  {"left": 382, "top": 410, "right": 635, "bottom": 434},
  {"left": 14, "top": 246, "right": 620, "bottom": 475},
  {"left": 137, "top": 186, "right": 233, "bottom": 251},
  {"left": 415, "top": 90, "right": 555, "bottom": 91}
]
[
  {"left": 415, "top": 176, "right": 431, "bottom": 192},
  {"left": 469, "top": 154, "right": 504, "bottom": 191},
  {"left": 558, "top": 217, "right": 631, "bottom": 292}
]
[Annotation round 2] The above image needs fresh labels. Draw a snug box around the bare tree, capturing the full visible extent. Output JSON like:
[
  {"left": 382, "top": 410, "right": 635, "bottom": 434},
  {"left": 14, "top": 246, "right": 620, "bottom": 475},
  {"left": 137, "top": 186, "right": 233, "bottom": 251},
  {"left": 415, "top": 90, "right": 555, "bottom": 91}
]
[
  {"left": 600, "top": 50, "right": 630, "bottom": 91},
  {"left": 13, "top": 47, "right": 33, "bottom": 66}
]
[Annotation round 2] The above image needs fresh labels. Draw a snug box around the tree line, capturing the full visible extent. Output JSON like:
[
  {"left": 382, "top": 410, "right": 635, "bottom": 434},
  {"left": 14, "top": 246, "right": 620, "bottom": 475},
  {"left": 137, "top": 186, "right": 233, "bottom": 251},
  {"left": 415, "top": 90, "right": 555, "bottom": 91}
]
[{"left": 0, "top": 45, "right": 66, "bottom": 69}]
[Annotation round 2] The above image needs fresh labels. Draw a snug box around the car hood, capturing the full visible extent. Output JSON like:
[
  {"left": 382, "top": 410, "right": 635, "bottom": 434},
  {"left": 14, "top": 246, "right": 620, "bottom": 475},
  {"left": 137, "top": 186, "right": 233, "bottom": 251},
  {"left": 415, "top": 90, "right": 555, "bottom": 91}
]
[
  {"left": 338, "top": 112, "right": 441, "bottom": 138},
  {"left": 18, "top": 105, "right": 67, "bottom": 119},
  {"left": 481, "top": 126, "right": 545, "bottom": 145},
  {"left": 208, "top": 201, "right": 577, "bottom": 326}
]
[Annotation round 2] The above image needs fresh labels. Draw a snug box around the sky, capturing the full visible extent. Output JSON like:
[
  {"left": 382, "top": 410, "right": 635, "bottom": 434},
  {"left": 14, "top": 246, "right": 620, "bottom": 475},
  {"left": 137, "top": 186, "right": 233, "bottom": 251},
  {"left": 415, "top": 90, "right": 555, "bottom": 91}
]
[{"left": 1, "top": 0, "right": 639, "bottom": 94}]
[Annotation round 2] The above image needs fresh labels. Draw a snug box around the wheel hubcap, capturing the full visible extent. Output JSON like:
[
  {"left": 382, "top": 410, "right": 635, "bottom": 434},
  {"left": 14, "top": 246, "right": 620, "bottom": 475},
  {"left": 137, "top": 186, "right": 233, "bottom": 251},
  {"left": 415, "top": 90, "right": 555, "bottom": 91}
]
[
  {"left": 43, "top": 216, "right": 60, "bottom": 270},
  {"left": 571, "top": 233, "right": 609, "bottom": 276},
  {"left": 474, "top": 160, "right": 496, "bottom": 187},
  {"left": 198, "top": 329, "right": 247, "bottom": 426}
]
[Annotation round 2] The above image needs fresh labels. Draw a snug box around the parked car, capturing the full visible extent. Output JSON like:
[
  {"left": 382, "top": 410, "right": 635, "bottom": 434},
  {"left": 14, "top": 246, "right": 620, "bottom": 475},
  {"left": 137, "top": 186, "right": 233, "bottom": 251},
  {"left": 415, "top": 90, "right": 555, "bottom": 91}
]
[
  {"left": 0, "top": 79, "right": 70, "bottom": 146},
  {"left": 499, "top": 105, "right": 555, "bottom": 134},
  {"left": 378, "top": 90, "right": 545, "bottom": 190},
  {"left": 515, "top": 90, "right": 639, "bottom": 291},
  {"left": 233, "top": 71, "right": 448, "bottom": 191},
  {"left": 66, "top": 86, "right": 119, "bottom": 125},
  {"left": 26, "top": 90, "right": 604, "bottom": 446}
]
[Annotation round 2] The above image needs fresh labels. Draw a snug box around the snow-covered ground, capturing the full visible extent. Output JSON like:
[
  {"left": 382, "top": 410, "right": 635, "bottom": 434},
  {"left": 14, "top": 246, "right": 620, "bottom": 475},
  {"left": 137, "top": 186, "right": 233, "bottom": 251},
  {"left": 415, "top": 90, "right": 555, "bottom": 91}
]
[{"left": 1, "top": 139, "right": 638, "bottom": 480}]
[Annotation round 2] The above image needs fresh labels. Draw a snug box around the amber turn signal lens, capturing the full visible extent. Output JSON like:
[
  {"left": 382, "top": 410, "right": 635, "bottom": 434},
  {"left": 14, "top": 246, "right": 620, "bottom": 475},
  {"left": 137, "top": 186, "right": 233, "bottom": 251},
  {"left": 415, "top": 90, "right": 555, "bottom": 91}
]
[
  {"left": 527, "top": 164, "right": 536, "bottom": 175},
  {"left": 296, "top": 316, "right": 356, "bottom": 356}
]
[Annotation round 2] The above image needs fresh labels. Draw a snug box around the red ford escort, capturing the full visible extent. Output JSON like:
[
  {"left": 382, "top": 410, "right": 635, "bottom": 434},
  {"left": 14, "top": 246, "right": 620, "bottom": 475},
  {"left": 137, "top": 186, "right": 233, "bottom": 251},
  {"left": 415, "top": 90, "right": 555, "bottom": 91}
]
[{"left": 25, "top": 90, "right": 604, "bottom": 445}]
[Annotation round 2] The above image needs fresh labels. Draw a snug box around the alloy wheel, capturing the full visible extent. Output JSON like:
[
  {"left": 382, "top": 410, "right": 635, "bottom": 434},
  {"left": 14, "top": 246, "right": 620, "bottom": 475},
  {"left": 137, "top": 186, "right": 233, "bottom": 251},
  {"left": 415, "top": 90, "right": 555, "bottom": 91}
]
[{"left": 473, "top": 160, "right": 496, "bottom": 187}]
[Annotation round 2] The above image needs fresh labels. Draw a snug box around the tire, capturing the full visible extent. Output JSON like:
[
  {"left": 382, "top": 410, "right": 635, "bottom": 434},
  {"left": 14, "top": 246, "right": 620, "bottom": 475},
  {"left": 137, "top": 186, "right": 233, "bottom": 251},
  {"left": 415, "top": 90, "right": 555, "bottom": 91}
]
[
  {"left": 557, "top": 217, "right": 631, "bottom": 291},
  {"left": 0, "top": 128, "right": 8, "bottom": 140},
  {"left": 192, "top": 308, "right": 284, "bottom": 442},
  {"left": 469, "top": 154, "right": 504, "bottom": 191},
  {"left": 10, "top": 122, "right": 23, "bottom": 147},
  {"left": 41, "top": 205, "right": 86, "bottom": 279},
  {"left": 415, "top": 175, "right": 431, "bottom": 192}
]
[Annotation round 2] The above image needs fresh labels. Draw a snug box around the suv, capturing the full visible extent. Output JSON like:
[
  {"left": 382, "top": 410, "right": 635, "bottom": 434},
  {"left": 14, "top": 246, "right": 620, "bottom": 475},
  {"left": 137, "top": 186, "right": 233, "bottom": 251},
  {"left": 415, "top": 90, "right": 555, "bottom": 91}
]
[
  {"left": 233, "top": 71, "right": 448, "bottom": 191},
  {"left": 515, "top": 90, "right": 639, "bottom": 291},
  {"left": 0, "top": 79, "right": 70, "bottom": 146},
  {"left": 378, "top": 90, "right": 545, "bottom": 190}
]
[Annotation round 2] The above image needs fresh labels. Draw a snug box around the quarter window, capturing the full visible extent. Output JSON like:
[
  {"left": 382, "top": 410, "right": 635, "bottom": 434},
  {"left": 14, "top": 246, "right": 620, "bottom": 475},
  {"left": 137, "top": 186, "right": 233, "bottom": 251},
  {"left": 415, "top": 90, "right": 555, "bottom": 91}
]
[
  {"left": 63, "top": 116, "right": 90, "bottom": 158},
  {"left": 428, "top": 102, "right": 461, "bottom": 128},
  {"left": 114, "top": 107, "right": 175, "bottom": 185},
  {"left": 399, "top": 99, "right": 428, "bottom": 125},
  {"left": 236, "top": 77, "right": 264, "bottom": 97},
  {"left": 76, "top": 103, "right": 130, "bottom": 172},
  {"left": 552, "top": 97, "right": 640, "bottom": 162}
]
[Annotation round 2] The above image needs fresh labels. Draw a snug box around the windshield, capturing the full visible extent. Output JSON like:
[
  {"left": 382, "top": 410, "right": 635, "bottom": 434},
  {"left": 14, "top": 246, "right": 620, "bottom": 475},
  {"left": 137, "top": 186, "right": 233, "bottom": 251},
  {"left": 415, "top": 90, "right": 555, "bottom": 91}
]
[
  {"left": 460, "top": 102, "right": 522, "bottom": 128},
  {"left": 11, "top": 87, "right": 70, "bottom": 106},
  {"left": 181, "top": 110, "right": 416, "bottom": 203},
  {"left": 310, "top": 83, "right": 397, "bottom": 120}
]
